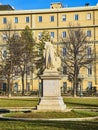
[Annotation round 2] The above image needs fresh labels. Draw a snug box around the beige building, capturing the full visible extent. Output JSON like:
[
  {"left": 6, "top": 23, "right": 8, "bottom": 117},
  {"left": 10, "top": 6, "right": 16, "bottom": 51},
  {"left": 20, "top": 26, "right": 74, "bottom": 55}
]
[{"left": 0, "top": 3, "right": 98, "bottom": 95}]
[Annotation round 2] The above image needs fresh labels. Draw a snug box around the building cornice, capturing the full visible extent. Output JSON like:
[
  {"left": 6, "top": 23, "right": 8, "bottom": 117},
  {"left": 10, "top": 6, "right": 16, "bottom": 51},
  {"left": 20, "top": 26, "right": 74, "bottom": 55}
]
[
  {"left": 0, "top": 5, "right": 98, "bottom": 15},
  {"left": 0, "top": 24, "right": 98, "bottom": 32}
]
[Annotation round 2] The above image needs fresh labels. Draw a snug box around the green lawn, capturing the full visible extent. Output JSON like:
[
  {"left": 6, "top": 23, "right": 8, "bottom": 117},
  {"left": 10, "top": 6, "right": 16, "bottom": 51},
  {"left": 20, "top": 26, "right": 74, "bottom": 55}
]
[
  {"left": 2, "top": 97, "right": 98, "bottom": 119},
  {"left": 4, "top": 110, "right": 98, "bottom": 118},
  {"left": 64, "top": 97, "right": 98, "bottom": 108},
  {"left": 0, "top": 97, "right": 98, "bottom": 108},
  {"left": 0, "top": 120, "right": 98, "bottom": 130},
  {"left": 0, "top": 98, "right": 38, "bottom": 107},
  {"left": 0, "top": 97, "right": 98, "bottom": 130}
]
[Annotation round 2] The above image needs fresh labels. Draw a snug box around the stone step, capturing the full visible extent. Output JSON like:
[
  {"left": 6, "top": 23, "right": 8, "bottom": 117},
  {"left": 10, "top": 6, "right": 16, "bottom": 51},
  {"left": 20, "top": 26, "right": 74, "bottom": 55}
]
[
  {"left": 39, "top": 101, "right": 65, "bottom": 105},
  {"left": 37, "top": 104, "right": 66, "bottom": 111},
  {"left": 41, "top": 96, "right": 64, "bottom": 100},
  {"left": 37, "top": 96, "right": 66, "bottom": 111}
]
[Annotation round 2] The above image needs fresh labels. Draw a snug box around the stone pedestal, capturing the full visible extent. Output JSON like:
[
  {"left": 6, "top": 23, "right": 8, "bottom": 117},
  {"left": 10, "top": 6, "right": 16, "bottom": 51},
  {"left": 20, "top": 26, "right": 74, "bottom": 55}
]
[{"left": 37, "top": 70, "right": 66, "bottom": 111}]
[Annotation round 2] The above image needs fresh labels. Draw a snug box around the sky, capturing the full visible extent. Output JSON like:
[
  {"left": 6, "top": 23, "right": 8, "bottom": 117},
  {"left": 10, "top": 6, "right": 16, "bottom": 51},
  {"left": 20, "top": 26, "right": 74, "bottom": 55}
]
[{"left": 0, "top": 0, "right": 98, "bottom": 10}]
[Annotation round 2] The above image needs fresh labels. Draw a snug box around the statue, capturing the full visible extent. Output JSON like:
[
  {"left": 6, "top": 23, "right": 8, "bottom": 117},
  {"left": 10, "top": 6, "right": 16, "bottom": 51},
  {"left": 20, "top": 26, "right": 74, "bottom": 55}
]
[{"left": 44, "top": 41, "right": 61, "bottom": 70}]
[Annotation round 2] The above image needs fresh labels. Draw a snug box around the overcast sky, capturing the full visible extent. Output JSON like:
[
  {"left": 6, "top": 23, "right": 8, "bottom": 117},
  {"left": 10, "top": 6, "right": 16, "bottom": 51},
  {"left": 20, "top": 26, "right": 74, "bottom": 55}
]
[{"left": 0, "top": 0, "right": 98, "bottom": 10}]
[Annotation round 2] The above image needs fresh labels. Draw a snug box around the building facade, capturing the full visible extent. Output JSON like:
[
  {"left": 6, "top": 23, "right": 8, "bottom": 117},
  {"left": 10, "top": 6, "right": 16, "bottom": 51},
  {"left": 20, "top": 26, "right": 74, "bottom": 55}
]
[{"left": 0, "top": 3, "right": 98, "bottom": 95}]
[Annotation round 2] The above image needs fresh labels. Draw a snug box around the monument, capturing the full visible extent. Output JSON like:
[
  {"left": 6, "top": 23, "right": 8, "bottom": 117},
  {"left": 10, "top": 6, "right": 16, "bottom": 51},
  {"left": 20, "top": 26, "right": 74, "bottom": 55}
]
[{"left": 37, "top": 41, "right": 66, "bottom": 111}]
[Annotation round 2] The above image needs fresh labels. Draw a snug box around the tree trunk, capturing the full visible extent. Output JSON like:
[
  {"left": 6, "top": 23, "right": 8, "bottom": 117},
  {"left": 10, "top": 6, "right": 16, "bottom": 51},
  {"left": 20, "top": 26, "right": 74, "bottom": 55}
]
[
  {"left": 7, "top": 76, "right": 11, "bottom": 97},
  {"left": 73, "top": 73, "right": 78, "bottom": 97},
  {"left": 25, "top": 64, "right": 28, "bottom": 92},
  {"left": 22, "top": 72, "right": 25, "bottom": 96}
]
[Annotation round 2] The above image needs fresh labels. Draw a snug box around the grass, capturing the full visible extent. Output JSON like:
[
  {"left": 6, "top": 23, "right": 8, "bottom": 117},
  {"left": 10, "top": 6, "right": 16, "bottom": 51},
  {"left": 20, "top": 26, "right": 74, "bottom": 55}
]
[
  {"left": 4, "top": 110, "right": 98, "bottom": 118},
  {"left": 0, "top": 97, "right": 98, "bottom": 130},
  {"left": 0, "top": 97, "right": 98, "bottom": 108},
  {"left": 0, "top": 120, "right": 98, "bottom": 130},
  {"left": 63, "top": 97, "right": 98, "bottom": 108},
  {"left": 0, "top": 98, "right": 38, "bottom": 107}
]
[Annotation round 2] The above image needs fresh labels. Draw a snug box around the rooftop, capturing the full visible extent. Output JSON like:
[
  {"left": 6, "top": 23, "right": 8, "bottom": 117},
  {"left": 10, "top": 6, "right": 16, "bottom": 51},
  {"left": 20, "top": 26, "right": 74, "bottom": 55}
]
[
  {"left": 0, "top": 4, "right": 15, "bottom": 11},
  {"left": 0, "top": 3, "right": 98, "bottom": 15}
]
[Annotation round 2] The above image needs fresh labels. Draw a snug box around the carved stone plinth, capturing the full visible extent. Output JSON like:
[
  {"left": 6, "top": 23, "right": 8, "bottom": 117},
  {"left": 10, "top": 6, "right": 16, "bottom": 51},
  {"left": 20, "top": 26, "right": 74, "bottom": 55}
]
[{"left": 37, "top": 70, "right": 66, "bottom": 111}]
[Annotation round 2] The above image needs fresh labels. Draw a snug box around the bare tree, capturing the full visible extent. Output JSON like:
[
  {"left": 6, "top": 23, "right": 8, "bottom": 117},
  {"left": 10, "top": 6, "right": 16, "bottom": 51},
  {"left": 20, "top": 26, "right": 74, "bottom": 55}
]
[
  {"left": 1, "top": 25, "right": 43, "bottom": 96},
  {"left": 8, "top": 35, "right": 25, "bottom": 95},
  {"left": 8, "top": 26, "right": 37, "bottom": 96},
  {"left": 0, "top": 24, "right": 18, "bottom": 97},
  {"left": 0, "top": 58, "right": 15, "bottom": 97},
  {"left": 60, "top": 26, "right": 94, "bottom": 97}
]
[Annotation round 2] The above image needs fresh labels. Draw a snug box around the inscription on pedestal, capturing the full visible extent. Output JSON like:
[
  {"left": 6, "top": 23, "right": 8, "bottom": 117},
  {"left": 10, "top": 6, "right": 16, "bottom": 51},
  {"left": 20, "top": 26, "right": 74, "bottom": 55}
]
[{"left": 43, "top": 80, "right": 60, "bottom": 97}]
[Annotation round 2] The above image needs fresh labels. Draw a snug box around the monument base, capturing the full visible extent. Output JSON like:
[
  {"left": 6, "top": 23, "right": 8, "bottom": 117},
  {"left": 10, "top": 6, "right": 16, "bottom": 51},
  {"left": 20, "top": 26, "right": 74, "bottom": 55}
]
[
  {"left": 37, "top": 70, "right": 66, "bottom": 111},
  {"left": 37, "top": 96, "right": 66, "bottom": 111}
]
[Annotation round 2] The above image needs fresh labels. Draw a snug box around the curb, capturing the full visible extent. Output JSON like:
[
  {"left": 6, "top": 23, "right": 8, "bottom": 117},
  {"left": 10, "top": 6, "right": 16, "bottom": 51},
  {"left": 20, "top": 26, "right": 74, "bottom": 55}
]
[{"left": 0, "top": 113, "right": 98, "bottom": 121}]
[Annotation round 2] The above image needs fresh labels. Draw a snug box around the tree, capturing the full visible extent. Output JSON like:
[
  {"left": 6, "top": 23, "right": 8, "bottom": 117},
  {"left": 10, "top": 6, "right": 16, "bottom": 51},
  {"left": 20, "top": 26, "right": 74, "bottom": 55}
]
[
  {"left": 60, "top": 26, "right": 94, "bottom": 97},
  {"left": 0, "top": 23, "right": 18, "bottom": 97},
  {"left": 39, "top": 30, "right": 51, "bottom": 43},
  {"left": 7, "top": 35, "right": 25, "bottom": 95},
  {"left": 3, "top": 25, "right": 43, "bottom": 96},
  {"left": 9, "top": 26, "right": 37, "bottom": 95},
  {"left": 0, "top": 58, "right": 16, "bottom": 97},
  {"left": 20, "top": 26, "right": 36, "bottom": 95}
]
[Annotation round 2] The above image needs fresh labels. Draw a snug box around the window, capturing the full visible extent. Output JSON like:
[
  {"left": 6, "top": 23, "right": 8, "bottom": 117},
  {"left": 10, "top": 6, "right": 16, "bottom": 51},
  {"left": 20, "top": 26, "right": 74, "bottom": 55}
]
[
  {"left": 87, "top": 13, "right": 91, "bottom": 20},
  {"left": 50, "top": 16, "right": 54, "bottom": 22},
  {"left": 2, "top": 83, "right": 6, "bottom": 91},
  {"left": 63, "top": 82, "right": 67, "bottom": 93},
  {"left": 50, "top": 32, "right": 54, "bottom": 38},
  {"left": 38, "top": 48, "right": 42, "bottom": 55},
  {"left": 26, "top": 67, "right": 30, "bottom": 75},
  {"left": 88, "top": 82, "right": 92, "bottom": 89},
  {"left": 63, "top": 66, "right": 67, "bottom": 74},
  {"left": 14, "top": 33, "right": 19, "bottom": 39},
  {"left": 26, "top": 17, "right": 30, "bottom": 23},
  {"left": 2, "top": 34, "right": 7, "bottom": 40},
  {"left": 27, "top": 82, "right": 30, "bottom": 91},
  {"left": 38, "top": 16, "right": 42, "bottom": 22},
  {"left": 62, "top": 31, "right": 66, "bottom": 38},
  {"left": 88, "top": 64, "right": 92, "bottom": 76},
  {"left": 3, "top": 17, "right": 7, "bottom": 24},
  {"left": 87, "top": 47, "right": 92, "bottom": 57},
  {"left": 74, "top": 14, "right": 78, "bottom": 20},
  {"left": 14, "top": 83, "right": 18, "bottom": 92},
  {"left": 75, "top": 31, "right": 78, "bottom": 37},
  {"left": 2, "top": 50, "right": 7, "bottom": 58},
  {"left": 14, "top": 17, "right": 18, "bottom": 23},
  {"left": 87, "top": 30, "right": 91, "bottom": 37},
  {"left": 62, "top": 15, "right": 66, "bottom": 21},
  {"left": 38, "top": 32, "right": 42, "bottom": 39},
  {"left": 62, "top": 48, "right": 66, "bottom": 56}
]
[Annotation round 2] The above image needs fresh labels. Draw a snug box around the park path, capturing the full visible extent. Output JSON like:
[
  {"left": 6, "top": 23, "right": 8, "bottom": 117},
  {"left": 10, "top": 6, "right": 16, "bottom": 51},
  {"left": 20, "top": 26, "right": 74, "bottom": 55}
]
[{"left": 0, "top": 112, "right": 98, "bottom": 121}]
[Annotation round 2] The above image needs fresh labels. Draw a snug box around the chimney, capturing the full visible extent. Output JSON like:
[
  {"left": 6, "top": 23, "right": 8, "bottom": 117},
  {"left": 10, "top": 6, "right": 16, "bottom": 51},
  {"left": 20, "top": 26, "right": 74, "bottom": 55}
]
[
  {"left": 50, "top": 2, "right": 63, "bottom": 9},
  {"left": 85, "top": 3, "right": 90, "bottom": 6}
]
